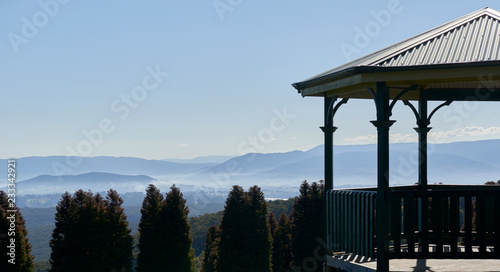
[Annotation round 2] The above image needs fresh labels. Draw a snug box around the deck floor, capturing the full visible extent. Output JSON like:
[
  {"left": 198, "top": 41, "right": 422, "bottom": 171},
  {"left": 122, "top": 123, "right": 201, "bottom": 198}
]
[{"left": 327, "top": 254, "right": 500, "bottom": 272}]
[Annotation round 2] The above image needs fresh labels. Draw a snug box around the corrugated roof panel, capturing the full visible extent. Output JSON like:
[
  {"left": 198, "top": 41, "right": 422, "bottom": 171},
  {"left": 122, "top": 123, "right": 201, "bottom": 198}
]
[
  {"left": 294, "top": 8, "right": 500, "bottom": 91},
  {"left": 468, "top": 19, "right": 482, "bottom": 61},
  {"left": 480, "top": 17, "right": 495, "bottom": 60},
  {"left": 428, "top": 33, "right": 446, "bottom": 63},
  {"left": 445, "top": 25, "right": 462, "bottom": 63},
  {"left": 493, "top": 21, "right": 500, "bottom": 60},
  {"left": 377, "top": 14, "right": 500, "bottom": 67},
  {"left": 482, "top": 16, "right": 500, "bottom": 60},
  {"left": 475, "top": 16, "right": 489, "bottom": 60}
]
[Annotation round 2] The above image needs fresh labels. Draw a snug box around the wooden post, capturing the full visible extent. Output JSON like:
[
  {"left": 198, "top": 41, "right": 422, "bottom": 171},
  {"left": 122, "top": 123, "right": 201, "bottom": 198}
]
[
  {"left": 415, "top": 90, "right": 430, "bottom": 254},
  {"left": 321, "top": 94, "right": 337, "bottom": 192},
  {"left": 370, "top": 82, "right": 394, "bottom": 272},
  {"left": 321, "top": 94, "right": 337, "bottom": 270},
  {"left": 416, "top": 89, "right": 430, "bottom": 191}
]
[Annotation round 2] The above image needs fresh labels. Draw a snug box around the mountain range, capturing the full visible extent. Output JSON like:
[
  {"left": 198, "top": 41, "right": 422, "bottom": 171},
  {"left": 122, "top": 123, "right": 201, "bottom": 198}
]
[{"left": 2, "top": 139, "right": 500, "bottom": 196}]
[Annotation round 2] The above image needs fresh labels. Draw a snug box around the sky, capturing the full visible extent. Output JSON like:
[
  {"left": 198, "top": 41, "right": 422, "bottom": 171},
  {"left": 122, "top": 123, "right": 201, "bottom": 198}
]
[{"left": 2, "top": 0, "right": 500, "bottom": 160}]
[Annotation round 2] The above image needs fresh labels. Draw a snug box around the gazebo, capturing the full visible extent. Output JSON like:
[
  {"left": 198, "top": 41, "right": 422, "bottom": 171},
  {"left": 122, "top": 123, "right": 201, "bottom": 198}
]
[{"left": 292, "top": 7, "right": 500, "bottom": 272}]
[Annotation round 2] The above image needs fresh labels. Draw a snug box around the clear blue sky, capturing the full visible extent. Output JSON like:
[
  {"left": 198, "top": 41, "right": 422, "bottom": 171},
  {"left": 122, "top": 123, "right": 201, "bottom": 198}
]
[{"left": 2, "top": 0, "right": 500, "bottom": 159}]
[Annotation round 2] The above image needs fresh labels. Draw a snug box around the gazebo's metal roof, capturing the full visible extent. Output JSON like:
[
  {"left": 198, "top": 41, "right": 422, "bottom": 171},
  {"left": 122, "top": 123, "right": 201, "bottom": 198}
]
[{"left": 293, "top": 7, "right": 500, "bottom": 100}]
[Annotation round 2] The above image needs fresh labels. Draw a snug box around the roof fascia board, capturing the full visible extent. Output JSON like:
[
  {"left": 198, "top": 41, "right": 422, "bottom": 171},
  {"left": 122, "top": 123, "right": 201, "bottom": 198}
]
[{"left": 300, "top": 64, "right": 500, "bottom": 97}]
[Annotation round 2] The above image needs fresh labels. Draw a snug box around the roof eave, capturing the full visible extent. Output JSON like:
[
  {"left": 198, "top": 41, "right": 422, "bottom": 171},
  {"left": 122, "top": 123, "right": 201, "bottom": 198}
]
[{"left": 294, "top": 60, "right": 500, "bottom": 97}]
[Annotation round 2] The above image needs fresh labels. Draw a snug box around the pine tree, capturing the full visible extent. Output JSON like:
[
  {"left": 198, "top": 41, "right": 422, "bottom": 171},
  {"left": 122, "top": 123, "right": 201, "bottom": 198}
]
[
  {"left": 268, "top": 212, "right": 278, "bottom": 237},
  {"left": 272, "top": 212, "right": 292, "bottom": 272},
  {"left": 136, "top": 184, "right": 164, "bottom": 272},
  {"left": 160, "top": 185, "right": 194, "bottom": 272},
  {"left": 267, "top": 212, "right": 278, "bottom": 272},
  {"left": 50, "top": 190, "right": 133, "bottom": 272},
  {"left": 86, "top": 192, "right": 108, "bottom": 270},
  {"left": 68, "top": 190, "right": 104, "bottom": 271},
  {"left": 217, "top": 185, "right": 272, "bottom": 272},
  {"left": 201, "top": 225, "right": 219, "bottom": 272},
  {"left": 216, "top": 185, "right": 248, "bottom": 271},
  {"left": 50, "top": 190, "right": 107, "bottom": 272},
  {"left": 290, "top": 181, "right": 325, "bottom": 272},
  {"left": 246, "top": 185, "right": 272, "bottom": 272},
  {"left": 0, "top": 191, "right": 34, "bottom": 272},
  {"left": 290, "top": 181, "right": 310, "bottom": 269},
  {"left": 104, "top": 189, "right": 134, "bottom": 272},
  {"left": 49, "top": 192, "right": 73, "bottom": 272}
]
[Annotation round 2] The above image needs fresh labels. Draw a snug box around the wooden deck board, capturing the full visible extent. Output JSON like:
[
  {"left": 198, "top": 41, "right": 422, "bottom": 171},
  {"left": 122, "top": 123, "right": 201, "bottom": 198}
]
[{"left": 327, "top": 254, "right": 500, "bottom": 272}]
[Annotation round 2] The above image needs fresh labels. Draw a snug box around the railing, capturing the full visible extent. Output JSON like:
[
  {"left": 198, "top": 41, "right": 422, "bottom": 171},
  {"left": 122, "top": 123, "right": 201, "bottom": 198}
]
[
  {"left": 326, "top": 185, "right": 500, "bottom": 260},
  {"left": 326, "top": 189, "right": 376, "bottom": 258},
  {"left": 388, "top": 185, "right": 500, "bottom": 259}
]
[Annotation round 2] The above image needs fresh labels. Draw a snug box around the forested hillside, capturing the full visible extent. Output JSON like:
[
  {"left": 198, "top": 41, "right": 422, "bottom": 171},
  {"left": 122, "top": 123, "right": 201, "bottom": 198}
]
[{"left": 19, "top": 190, "right": 296, "bottom": 272}]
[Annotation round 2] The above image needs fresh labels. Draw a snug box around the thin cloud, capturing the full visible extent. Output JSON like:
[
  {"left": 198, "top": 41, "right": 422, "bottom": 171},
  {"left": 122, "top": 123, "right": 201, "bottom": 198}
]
[
  {"left": 430, "top": 126, "right": 500, "bottom": 139},
  {"left": 344, "top": 134, "right": 377, "bottom": 144},
  {"left": 343, "top": 126, "right": 500, "bottom": 144},
  {"left": 179, "top": 143, "right": 188, "bottom": 148}
]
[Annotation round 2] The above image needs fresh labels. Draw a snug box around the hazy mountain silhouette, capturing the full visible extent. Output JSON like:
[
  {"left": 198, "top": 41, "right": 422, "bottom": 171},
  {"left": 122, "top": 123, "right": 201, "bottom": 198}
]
[
  {"left": 13, "top": 172, "right": 155, "bottom": 195},
  {"left": 2, "top": 139, "right": 500, "bottom": 194}
]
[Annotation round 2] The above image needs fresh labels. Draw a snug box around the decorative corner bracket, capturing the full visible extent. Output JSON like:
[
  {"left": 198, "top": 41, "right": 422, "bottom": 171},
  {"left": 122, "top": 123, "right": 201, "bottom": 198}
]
[
  {"left": 387, "top": 85, "right": 419, "bottom": 117},
  {"left": 403, "top": 99, "right": 453, "bottom": 127},
  {"left": 325, "top": 97, "right": 349, "bottom": 126}
]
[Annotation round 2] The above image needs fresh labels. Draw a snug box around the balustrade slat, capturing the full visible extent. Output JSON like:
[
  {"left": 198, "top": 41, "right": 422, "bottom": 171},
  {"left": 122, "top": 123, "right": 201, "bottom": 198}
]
[
  {"left": 404, "top": 193, "right": 415, "bottom": 257},
  {"left": 356, "top": 192, "right": 361, "bottom": 254},
  {"left": 362, "top": 193, "right": 366, "bottom": 254},
  {"left": 391, "top": 194, "right": 401, "bottom": 257},
  {"left": 449, "top": 193, "right": 459, "bottom": 254},
  {"left": 494, "top": 192, "right": 500, "bottom": 258},
  {"left": 421, "top": 195, "right": 430, "bottom": 255},
  {"left": 369, "top": 193, "right": 374, "bottom": 258},
  {"left": 464, "top": 194, "right": 473, "bottom": 254},
  {"left": 435, "top": 193, "right": 444, "bottom": 257},
  {"left": 477, "top": 195, "right": 487, "bottom": 253}
]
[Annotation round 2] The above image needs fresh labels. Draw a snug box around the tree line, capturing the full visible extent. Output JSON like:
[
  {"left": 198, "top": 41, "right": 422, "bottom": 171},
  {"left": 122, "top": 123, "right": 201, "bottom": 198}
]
[
  {"left": 1, "top": 181, "right": 326, "bottom": 272},
  {"left": 201, "top": 181, "right": 326, "bottom": 272}
]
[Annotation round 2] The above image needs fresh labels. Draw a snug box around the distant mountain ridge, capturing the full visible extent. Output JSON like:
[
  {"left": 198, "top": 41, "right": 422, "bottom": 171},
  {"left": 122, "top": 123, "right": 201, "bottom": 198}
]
[
  {"left": 0, "top": 156, "right": 211, "bottom": 181},
  {"left": 1, "top": 139, "right": 500, "bottom": 195},
  {"left": 13, "top": 172, "right": 155, "bottom": 195}
]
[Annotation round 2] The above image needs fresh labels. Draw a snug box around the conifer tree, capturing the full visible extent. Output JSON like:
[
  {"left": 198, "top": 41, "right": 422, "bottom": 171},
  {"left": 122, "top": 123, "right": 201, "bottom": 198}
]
[
  {"left": 217, "top": 185, "right": 272, "bottom": 272},
  {"left": 104, "top": 189, "right": 134, "bottom": 272},
  {"left": 0, "top": 191, "right": 34, "bottom": 272},
  {"left": 68, "top": 190, "right": 104, "bottom": 270},
  {"left": 201, "top": 225, "right": 219, "bottom": 272},
  {"left": 272, "top": 212, "right": 292, "bottom": 272},
  {"left": 216, "top": 185, "right": 248, "bottom": 271},
  {"left": 267, "top": 212, "right": 278, "bottom": 272},
  {"left": 50, "top": 190, "right": 93, "bottom": 271},
  {"left": 49, "top": 192, "right": 73, "bottom": 272},
  {"left": 290, "top": 181, "right": 325, "bottom": 272},
  {"left": 246, "top": 185, "right": 272, "bottom": 272},
  {"left": 160, "top": 185, "right": 194, "bottom": 272},
  {"left": 136, "top": 184, "right": 164, "bottom": 272},
  {"left": 50, "top": 190, "right": 133, "bottom": 272},
  {"left": 268, "top": 212, "right": 278, "bottom": 237},
  {"left": 50, "top": 190, "right": 107, "bottom": 271}
]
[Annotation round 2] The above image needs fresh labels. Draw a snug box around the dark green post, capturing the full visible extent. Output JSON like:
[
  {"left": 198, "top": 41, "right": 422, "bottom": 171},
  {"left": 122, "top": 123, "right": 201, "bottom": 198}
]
[
  {"left": 321, "top": 94, "right": 339, "bottom": 272},
  {"left": 321, "top": 94, "right": 337, "bottom": 192},
  {"left": 416, "top": 89, "right": 430, "bottom": 254},
  {"left": 370, "top": 82, "right": 394, "bottom": 272},
  {"left": 416, "top": 89, "right": 430, "bottom": 191}
]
